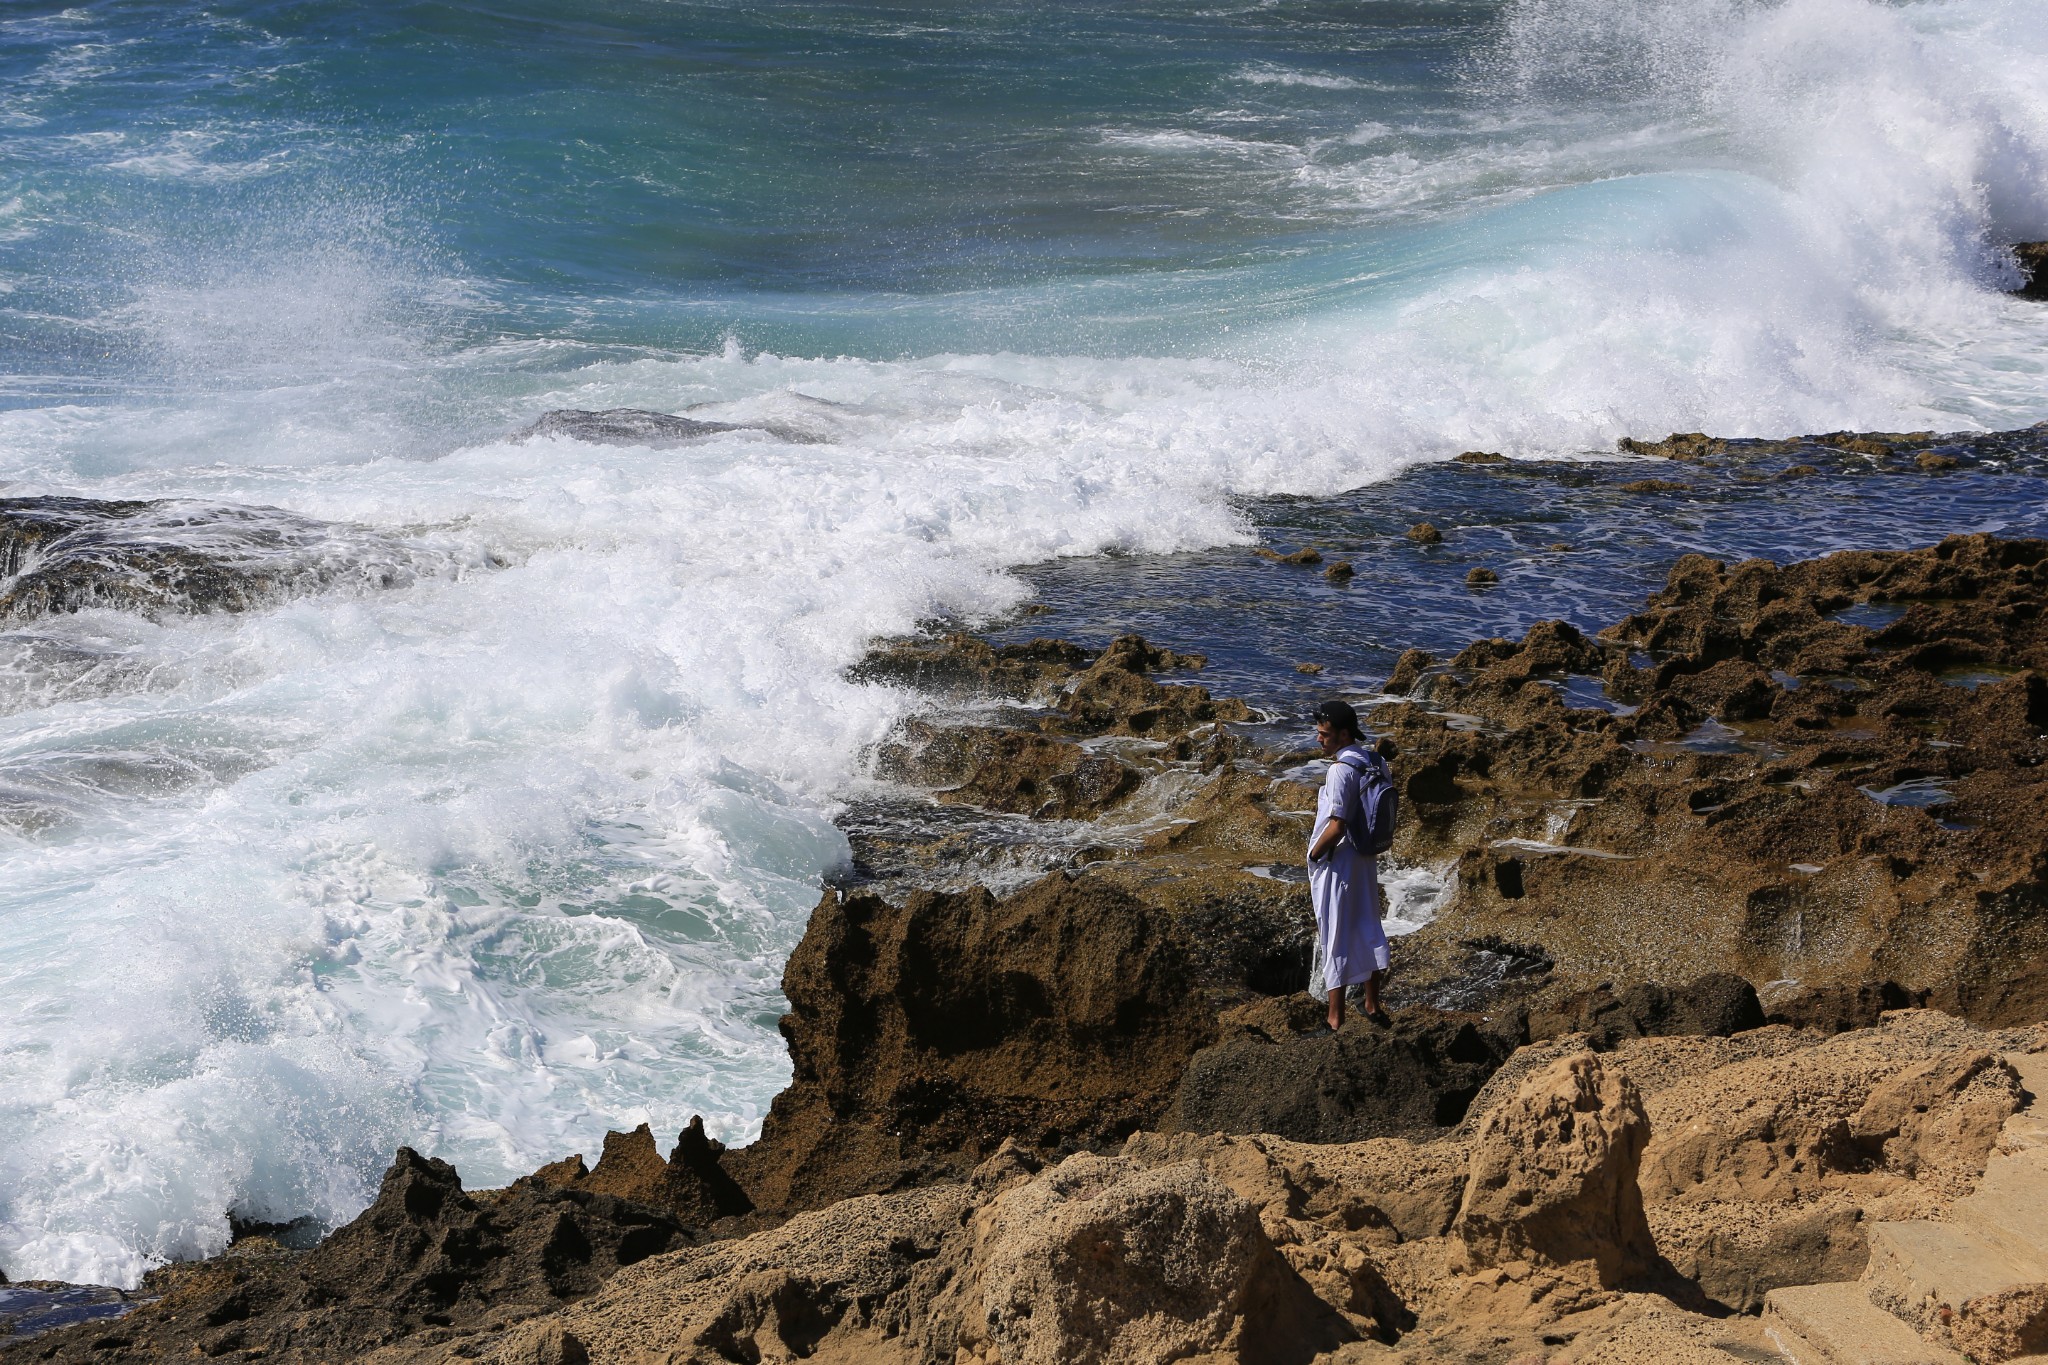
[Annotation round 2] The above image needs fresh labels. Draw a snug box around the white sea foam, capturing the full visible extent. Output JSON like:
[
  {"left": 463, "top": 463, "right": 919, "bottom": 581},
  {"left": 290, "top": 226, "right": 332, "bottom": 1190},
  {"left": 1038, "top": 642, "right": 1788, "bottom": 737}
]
[
  {"left": 2, "top": 0, "right": 2046, "bottom": 1291},
  {"left": 1230, "top": 62, "right": 1370, "bottom": 91}
]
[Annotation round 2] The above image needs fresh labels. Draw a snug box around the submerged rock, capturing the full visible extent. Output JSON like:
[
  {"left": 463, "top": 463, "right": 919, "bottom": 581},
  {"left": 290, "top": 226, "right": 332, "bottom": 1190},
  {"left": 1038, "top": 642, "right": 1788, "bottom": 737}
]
[
  {"left": 514, "top": 408, "right": 824, "bottom": 447},
  {"left": 0, "top": 496, "right": 458, "bottom": 622},
  {"left": 1255, "top": 545, "right": 1323, "bottom": 565},
  {"left": 845, "top": 631, "right": 1092, "bottom": 700},
  {"left": 513, "top": 408, "right": 742, "bottom": 446},
  {"left": 1617, "top": 432, "right": 1729, "bottom": 461}
]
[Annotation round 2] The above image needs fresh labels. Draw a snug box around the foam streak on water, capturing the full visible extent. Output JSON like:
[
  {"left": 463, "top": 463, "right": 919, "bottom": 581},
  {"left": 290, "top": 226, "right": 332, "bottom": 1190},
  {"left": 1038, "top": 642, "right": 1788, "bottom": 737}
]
[{"left": 0, "top": 0, "right": 2044, "bottom": 1286}]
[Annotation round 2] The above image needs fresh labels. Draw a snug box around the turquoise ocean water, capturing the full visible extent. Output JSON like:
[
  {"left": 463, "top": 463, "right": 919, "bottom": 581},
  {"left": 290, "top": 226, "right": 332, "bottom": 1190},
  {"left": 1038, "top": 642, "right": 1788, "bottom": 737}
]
[{"left": 2, "top": 0, "right": 2045, "bottom": 1284}]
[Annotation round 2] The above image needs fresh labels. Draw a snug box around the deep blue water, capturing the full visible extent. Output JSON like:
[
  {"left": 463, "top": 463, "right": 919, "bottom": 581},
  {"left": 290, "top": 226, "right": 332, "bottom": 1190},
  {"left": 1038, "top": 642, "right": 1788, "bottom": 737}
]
[{"left": 1, "top": 0, "right": 2045, "bottom": 1287}]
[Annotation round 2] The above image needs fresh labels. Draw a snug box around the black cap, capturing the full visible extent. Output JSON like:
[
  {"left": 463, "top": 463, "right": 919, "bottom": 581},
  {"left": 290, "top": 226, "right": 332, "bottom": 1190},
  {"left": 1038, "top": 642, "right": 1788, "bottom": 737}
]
[{"left": 1313, "top": 698, "right": 1361, "bottom": 737}]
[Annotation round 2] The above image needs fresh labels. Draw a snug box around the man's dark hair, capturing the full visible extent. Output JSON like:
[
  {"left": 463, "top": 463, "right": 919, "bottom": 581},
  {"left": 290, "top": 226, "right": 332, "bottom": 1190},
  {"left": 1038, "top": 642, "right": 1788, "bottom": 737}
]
[{"left": 1313, "top": 698, "right": 1361, "bottom": 739}]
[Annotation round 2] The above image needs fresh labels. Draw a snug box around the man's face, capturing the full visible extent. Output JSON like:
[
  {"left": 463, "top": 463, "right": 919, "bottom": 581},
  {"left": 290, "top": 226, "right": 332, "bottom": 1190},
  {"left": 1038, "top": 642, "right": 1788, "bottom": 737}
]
[{"left": 1315, "top": 721, "right": 1342, "bottom": 756}]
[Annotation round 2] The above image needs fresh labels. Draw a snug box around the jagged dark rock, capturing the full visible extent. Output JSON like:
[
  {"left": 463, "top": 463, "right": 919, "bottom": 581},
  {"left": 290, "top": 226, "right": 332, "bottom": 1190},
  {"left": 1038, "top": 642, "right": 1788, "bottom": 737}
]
[
  {"left": 844, "top": 631, "right": 1092, "bottom": 699},
  {"left": 1528, "top": 973, "right": 1766, "bottom": 1048},
  {"left": 1167, "top": 1010, "right": 1523, "bottom": 1142},
  {"left": 2013, "top": 241, "right": 2048, "bottom": 300},
  {"left": 570, "top": 1120, "right": 753, "bottom": 1226},
  {"left": 2, "top": 1149, "right": 689, "bottom": 1364}
]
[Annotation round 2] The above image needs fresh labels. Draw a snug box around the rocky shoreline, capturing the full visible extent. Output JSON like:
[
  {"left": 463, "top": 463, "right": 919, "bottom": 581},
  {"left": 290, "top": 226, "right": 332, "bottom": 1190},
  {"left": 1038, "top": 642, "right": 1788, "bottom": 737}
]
[{"left": 6, "top": 431, "right": 2048, "bottom": 1364}]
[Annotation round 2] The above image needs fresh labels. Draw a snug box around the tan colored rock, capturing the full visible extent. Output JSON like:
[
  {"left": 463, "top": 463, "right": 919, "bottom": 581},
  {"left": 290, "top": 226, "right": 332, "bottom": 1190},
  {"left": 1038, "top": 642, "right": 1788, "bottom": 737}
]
[
  {"left": 1639, "top": 1013, "right": 2022, "bottom": 1209},
  {"left": 1634, "top": 1012, "right": 2026, "bottom": 1312},
  {"left": 1948, "top": 1282, "right": 2048, "bottom": 1362},
  {"left": 1851, "top": 1049, "right": 2021, "bottom": 1183},
  {"left": 965, "top": 1155, "right": 1273, "bottom": 1363},
  {"left": 1379, "top": 535, "right": 2048, "bottom": 1029},
  {"left": 482, "top": 1183, "right": 972, "bottom": 1365},
  {"left": 1453, "top": 1050, "right": 1657, "bottom": 1287},
  {"left": 1122, "top": 1129, "right": 1468, "bottom": 1249}
]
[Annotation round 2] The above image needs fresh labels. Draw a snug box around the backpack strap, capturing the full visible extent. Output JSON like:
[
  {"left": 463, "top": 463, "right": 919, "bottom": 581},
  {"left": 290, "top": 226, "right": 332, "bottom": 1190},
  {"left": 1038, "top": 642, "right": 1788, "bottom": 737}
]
[
  {"left": 1335, "top": 749, "right": 1384, "bottom": 778},
  {"left": 1334, "top": 746, "right": 1393, "bottom": 854}
]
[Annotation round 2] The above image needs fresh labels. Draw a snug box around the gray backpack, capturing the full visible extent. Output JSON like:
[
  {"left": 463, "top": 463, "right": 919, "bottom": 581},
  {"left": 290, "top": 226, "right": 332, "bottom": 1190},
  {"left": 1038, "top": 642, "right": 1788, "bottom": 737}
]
[{"left": 1336, "top": 749, "right": 1398, "bottom": 856}]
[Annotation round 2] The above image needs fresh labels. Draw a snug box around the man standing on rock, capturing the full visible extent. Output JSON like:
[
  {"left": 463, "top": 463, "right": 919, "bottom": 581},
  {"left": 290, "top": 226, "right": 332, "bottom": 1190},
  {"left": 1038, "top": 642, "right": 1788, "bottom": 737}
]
[{"left": 1308, "top": 699, "right": 1391, "bottom": 1030}]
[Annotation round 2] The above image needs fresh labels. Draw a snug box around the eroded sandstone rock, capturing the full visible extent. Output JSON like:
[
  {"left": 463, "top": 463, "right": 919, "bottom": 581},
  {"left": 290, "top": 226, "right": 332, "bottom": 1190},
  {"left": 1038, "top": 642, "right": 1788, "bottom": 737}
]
[
  {"left": 943, "top": 1155, "right": 1338, "bottom": 1364},
  {"left": 560, "top": 1120, "right": 754, "bottom": 1227},
  {"left": 1451, "top": 1050, "right": 1657, "bottom": 1288},
  {"left": 726, "top": 873, "right": 1306, "bottom": 1213}
]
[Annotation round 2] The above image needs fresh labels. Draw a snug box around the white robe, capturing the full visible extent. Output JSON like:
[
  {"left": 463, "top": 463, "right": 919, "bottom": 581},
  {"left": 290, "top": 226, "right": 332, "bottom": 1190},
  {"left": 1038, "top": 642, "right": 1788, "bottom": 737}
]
[{"left": 1309, "top": 745, "right": 1389, "bottom": 993}]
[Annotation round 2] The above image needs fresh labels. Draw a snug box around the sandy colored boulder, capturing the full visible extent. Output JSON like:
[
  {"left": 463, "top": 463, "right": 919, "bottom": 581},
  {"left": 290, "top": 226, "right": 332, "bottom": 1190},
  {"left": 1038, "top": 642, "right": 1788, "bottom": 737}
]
[
  {"left": 960, "top": 1155, "right": 1289, "bottom": 1364},
  {"left": 1452, "top": 1050, "right": 1656, "bottom": 1287}
]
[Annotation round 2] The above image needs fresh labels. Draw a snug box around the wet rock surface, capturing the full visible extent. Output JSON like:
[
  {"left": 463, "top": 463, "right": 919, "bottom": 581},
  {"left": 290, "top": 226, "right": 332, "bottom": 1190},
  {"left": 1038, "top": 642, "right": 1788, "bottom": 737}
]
[
  {"left": 0, "top": 1282, "right": 136, "bottom": 1349},
  {"left": 515, "top": 407, "right": 823, "bottom": 447},
  {"left": 1377, "top": 532, "right": 2048, "bottom": 1026},
  {"left": 0, "top": 495, "right": 474, "bottom": 622},
  {"left": 2014, "top": 241, "right": 2048, "bottom": 300}
]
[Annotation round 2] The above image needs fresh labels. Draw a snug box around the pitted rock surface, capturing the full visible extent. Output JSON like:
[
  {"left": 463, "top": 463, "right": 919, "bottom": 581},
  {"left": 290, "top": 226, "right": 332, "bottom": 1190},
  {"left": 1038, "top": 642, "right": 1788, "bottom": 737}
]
[{"left": 4, "top": 1149, "right": 687, "bottom": 1364}]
